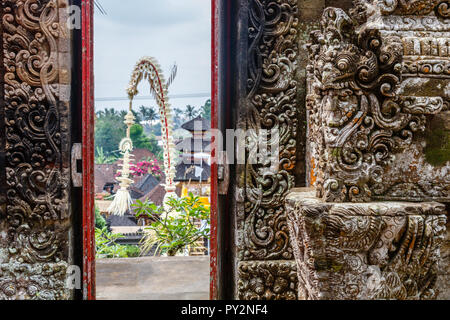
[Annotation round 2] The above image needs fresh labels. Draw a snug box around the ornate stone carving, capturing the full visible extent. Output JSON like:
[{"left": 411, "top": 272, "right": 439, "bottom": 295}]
[
  {"left": 286, "top": 190, "right": 447, "bottom": 300},
  {"left": 0, "top": 0, "right": 72, "bottom": 299},
  {"left": 235, "top": 0, "right": 301, "bottom": 300},
  {"left": 376, "top": 0, "right": 449, "bottom": 17},
  {"left": 241, "top": 0, "right": 299, "bottom": 260},
  {"left": 306, "top": 3, "right": 449, "bottom": 202},
  {"left": 237, "top": 260, "right": 298, "bottom": 300}
]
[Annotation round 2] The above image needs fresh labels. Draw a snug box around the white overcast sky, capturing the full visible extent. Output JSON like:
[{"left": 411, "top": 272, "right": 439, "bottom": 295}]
[{"left": 94, "top": 0, "right": 211, "bottom": 112}]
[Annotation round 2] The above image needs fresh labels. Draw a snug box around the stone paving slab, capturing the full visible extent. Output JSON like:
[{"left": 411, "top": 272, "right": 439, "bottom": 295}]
[{"left": 96, "top": 256, "right": 209, "bottom": 300}]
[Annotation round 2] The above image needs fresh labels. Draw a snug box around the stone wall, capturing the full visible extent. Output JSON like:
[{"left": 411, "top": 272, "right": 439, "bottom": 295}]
[{"left": 96, "top": 257, "right": 210, "bottom": 300}]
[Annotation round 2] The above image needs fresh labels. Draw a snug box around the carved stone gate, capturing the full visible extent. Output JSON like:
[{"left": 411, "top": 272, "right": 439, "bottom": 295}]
[
  {"left": 0, "top": 0, "right": 448, "bottom": 300},
  {"left": 0, "top": 0, "right": 89, "bottom": 300},
  {"left": 222, "top": 0, "right": 450, "bottom": 300}
]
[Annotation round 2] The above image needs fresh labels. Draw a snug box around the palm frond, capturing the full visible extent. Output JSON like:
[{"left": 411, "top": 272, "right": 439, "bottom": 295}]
[
  {"left": 167, "top": 63, "right": 178, "bottom": 88},
  {"left": 94, "top": 0, "right": 107, "bottom": 15},
  {"left": 148, "top": 83, "right": 160, "bottom": 102}
]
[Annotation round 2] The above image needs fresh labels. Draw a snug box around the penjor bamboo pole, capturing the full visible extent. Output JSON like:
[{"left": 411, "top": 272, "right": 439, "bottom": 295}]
[{"left": 108, "top": 57, "right": 177, "bottom": 216}]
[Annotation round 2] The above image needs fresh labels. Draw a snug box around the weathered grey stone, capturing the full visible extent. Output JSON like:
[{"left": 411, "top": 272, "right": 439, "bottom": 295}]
[
  {"left": 0, "top": 262, "right": 71, "bottom": 300},
  {"left": 306, "top": 1, "right": 450, "bottom": 203},
  {"left": 0, "top": 0, "right": 73, "bottom": 300},
  {"left": 237, "top": 260, "right": 298, "bottom": 300},
  {"left": 286, "top": 189, "right": 448, "bottom": 300}
]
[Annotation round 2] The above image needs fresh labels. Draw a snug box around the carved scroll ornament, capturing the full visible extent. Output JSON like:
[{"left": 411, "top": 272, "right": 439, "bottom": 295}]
[
  {"left": 306, "top": 5, "right": 448, "bottom": 202},
  {"left": 241, "top": 0, "right": 299, "bottom": 260},
  {"left": 0, "top": 0, "right": 72, "bottom": 300}
]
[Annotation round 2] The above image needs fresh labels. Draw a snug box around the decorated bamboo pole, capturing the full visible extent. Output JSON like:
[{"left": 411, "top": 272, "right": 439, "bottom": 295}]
[
  {"left": 108, "top": 57, "right": 177, "bottom": 216},
  {"left": 107, "top": 104, "right": 135, "bottom": 216}
]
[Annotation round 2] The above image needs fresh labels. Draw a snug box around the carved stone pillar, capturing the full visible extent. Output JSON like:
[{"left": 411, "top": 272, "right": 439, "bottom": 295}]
[
  {"left": 286, "top": 0, "right": 450, "bottom": 300},
  {"left": 286, "top": 190, "right": 447, "bottom": 300},
  {"left": 0, "top": 0, "right": 73, "bottom": 300}
]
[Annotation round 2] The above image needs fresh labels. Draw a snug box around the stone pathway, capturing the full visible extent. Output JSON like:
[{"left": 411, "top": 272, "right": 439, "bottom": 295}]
[{"left": 96, "top": 256, "right": 209, "bottom": 300}]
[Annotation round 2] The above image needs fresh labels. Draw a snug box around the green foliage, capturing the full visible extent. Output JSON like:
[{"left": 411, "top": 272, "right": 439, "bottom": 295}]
[
  {"left": 130, "top": 124, "right": 163, "bottom": 161},
  {"left": 185, "top": 105, "right": 198, "bottom": 120},
  {"left": 95, "top": 226, "right": 141, "bottom": 259},
  {"left": 132, "top": 110, "right": 142, "bottom": 124},
  {"left": 95, "top": 146, "right": 118, "bottom": 164},
  {"left": 132, "top": 194, "right": 210, "bottom": 256},
  {"left": 95, "top": 112, "right": 126, "bottom": 158},
  {"left": 172, "top": 108, "right": 185, "bottom": 129},
  {"left": 130, "top": 124, "right": 150, "bottom": 148},
  {"left": 95, "top": 206, "right": 107, "bottom": 229},
  {"left": 200, "top": 99, "right": 211, "bottom": 120},
  {"left": 95, "top": 227, "right": 129, "bottom": 259},
  {"left": 124, "top": 245, "right": 141, "bottom": 258},
  {"left": 95, "top": 108, "right": 163, "bottom": 160}
]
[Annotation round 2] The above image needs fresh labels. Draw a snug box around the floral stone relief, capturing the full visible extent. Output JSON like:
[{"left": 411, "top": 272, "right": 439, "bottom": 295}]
[
  {"left": 284, "top": 0, "right": 450, "bottom": 301},
  {"left": 286, "top": 190, "right": 447, "bottom": 300}
]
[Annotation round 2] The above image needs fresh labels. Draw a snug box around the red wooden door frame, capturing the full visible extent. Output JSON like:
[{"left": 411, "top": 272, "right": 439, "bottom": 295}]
[
  {"left": 210, "top": 0, "right": 220, "bottom": 300},
  {"left": 80, "top": 0, "right": 220, "bottom": 300},
  {"left": 81, "top": 0, "right": 96, "bottom": 300}
]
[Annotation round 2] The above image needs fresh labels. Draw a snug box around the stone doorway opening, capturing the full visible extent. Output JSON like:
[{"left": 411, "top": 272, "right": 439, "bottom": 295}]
[{"left": 89, "top": 0, "right": 215, "bottom": 300}]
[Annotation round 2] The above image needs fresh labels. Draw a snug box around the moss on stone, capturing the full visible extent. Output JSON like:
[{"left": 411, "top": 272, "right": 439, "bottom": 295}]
[
  {"left": 424, "top": 127, "right": 450, "bottom": 166},
  {"left": 331, "top": 147, "right": 341, "bottom": 158},
  {"left": 330, "top": 263, "right": 344, "bottom": 273}
]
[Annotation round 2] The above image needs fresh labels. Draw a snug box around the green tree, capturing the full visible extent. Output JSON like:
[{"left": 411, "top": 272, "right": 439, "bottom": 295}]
[
  {"left": 104, "top": 108, "right": 119, "bottom": 118},
  {"left": 132, "top": 194, "right": 210, "bottom": 256},
  {"left": 200, "top": 99, "right": 211, "bottom": 120},
  {"left": 95, "top": 206, "right": 107, "bottom": 229},
  {"left": 95, "top": 108, "right": 162, "bottom": 160},
  {"left": 185, "top": 105, "right": 198, "bottom": 120},
  {"left": 95, "top": 146, "right": 117, "bottom": 164},
  {"left": 173, "top": 107, "right": 185, "bottom": 128},
  {"left": 130, "top": 124, "right": 163, "bottom": 161},
  {"left": 132, "top": 110, "right": 142, "bottom": 125},
  {"left": 95, "top": 113, "right": 126, "bottom": 157},
  {"left": 139, "top": 105, "right": 150, "bottom": 119},
  {"left": 95, "top": 227, "right": 129, "bottom": 259},
  {"left": 147, "top": 107, "right": 159, "bottom": 129},
  {"left": 130, "top": 124, "right": 151, "bottom": 149},
  {"left": 138, "top": 105, "right": 159, "bottom": 133}
]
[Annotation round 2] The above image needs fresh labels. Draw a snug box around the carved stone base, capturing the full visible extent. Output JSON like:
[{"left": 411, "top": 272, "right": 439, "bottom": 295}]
[
  {"left": 0, "top": 262, "right": 71, "bottom": 300},
  {"left": 285, "top": 189, "right": 448, "bottom": 300},
  {"left": 237, "top": 261, "right": 298, "bottom": 300}
]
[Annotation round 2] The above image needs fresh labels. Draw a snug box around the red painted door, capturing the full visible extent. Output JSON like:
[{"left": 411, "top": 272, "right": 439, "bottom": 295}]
[{"left": 81, "top": 0, "right": 95, "bottom": 300}]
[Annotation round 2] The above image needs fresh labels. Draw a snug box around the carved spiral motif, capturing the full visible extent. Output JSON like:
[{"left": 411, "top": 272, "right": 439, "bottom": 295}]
[
  {"left": 1, "top": 0, "right": 71, "bottom": 299},
  {"left": 243, "top": 0, "right": 299, "bottom": 260},
  {"left": 378, "top": 0, "right": 444, "bottom": 15},
  {"left": 436, "top": 1, "right": 450, "bottom": 18}
]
